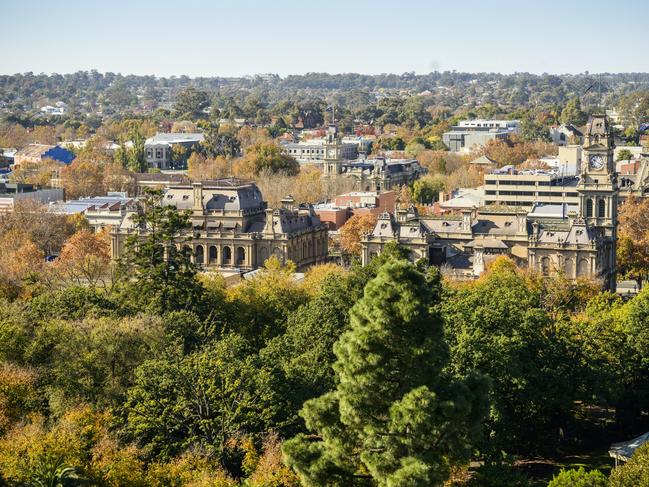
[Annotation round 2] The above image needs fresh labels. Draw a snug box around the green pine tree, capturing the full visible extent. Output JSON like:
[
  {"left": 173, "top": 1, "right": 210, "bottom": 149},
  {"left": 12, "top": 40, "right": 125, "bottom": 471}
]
[
  {"left": 283, "top": 259, "right": 490, "bottom": 487},
  {"left": 116, "top": 189, "right": 205, "bottom": 315}
]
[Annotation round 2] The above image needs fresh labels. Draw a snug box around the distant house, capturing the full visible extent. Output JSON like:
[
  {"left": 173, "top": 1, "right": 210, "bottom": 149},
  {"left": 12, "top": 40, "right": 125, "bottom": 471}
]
[
  {"left": 144, "top": 133, "right": 204, "bottom": 170},
  {"left": 469, "top": 155, "right": 498, "bottom": 167},
  {"left": 549, "top": 124, "right": 583, "bottom": 146},
  {"left": 12, "top": 144, "right": 76, "bottom": 168}
]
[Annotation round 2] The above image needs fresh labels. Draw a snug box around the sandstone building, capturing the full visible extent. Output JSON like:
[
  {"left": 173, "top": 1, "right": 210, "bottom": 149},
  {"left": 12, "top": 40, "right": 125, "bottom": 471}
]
[
  {"left": 110, "top": 178, "right": 328, "bottom": 272},
  {"left": 362, "top": 115, "right": 619, "bottom": 289}
]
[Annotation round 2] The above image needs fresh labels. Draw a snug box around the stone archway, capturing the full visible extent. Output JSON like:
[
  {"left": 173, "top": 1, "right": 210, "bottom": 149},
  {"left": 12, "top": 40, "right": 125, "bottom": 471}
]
[{"left": 223, "top": 246, "right": 232, "bottom": 265}]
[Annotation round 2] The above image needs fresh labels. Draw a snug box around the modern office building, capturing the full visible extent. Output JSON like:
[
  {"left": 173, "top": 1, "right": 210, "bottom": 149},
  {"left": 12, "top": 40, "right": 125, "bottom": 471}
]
[
  {"left": 483, "top": 168, "right": 580, "bottom": 208},
  {"left": 443, "top": 119, "right": 520, "bottom": 152}
]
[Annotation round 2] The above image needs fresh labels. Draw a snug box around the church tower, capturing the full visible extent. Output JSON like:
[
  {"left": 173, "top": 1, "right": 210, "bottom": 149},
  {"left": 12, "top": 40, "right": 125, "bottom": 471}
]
[
  {"left": 577, "top": 114, "right": 618, "bottom": 287},
  {"left": 322, "top": 124, "right": 343, "bottom": 176}
]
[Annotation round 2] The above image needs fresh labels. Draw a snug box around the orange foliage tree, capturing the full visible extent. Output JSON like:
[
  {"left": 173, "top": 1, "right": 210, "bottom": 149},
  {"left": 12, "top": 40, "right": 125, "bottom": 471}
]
[
  {"left": 54, "top": 230, "right": 112, "bottom": 289},
  {"left": 339, "top": 213, "right": 378, "bottom": 256}
]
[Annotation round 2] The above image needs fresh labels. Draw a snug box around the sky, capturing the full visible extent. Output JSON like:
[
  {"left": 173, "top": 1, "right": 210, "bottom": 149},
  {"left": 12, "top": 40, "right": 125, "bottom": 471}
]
[{"left": 1, "top": 0, "right": 648, "bottom": 77}]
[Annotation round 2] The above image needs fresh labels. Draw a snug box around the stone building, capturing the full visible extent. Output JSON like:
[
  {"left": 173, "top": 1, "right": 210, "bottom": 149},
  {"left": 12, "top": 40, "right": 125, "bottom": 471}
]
[
  {"left": 144, "top": 133, "right": 204, "bottom": 170},
  {"left": 362, "top": 115, "right": 618, "bottom": 289},
  {"left": 321, "top": 124, "right": 425, "bottom": 191},
  {"left": 110, "top": 178, "right": 328, "bottom": 272}
]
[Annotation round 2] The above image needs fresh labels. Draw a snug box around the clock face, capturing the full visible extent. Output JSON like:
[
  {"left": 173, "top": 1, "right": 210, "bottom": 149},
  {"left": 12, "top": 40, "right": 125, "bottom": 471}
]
[{"left": 589, "top": 154, "right": 605, "bottom": 170}]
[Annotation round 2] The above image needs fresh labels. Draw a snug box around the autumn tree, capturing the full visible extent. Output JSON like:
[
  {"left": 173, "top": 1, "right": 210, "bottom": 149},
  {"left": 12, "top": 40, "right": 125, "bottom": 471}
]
[
  {"left": 235, "top": 141, "right": 299, "bottom": 178},
  {"left": 283, "top": 259, "right": 489, "bottom": 486},
  {"left": 188, "top": 152, "right": 229, "bottom": 181},
  {"left": 618, "top": 196, "right": 649, "bottom": 287},
  {"left": 339, "top": 213, "right": 378, "bottom": 257},
  {"left": 54, "top": 229, "right": 112, "bottom": 289},
  {"left": 11, "top": 158, "right": 60, "bottom": 187},
  {"left": 60, "top": 157, "right": 105, "bottom": 199}
]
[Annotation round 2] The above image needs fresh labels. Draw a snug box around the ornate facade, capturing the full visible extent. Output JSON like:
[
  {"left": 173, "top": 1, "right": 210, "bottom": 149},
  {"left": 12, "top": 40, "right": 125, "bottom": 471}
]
[
  {"left": 362, "top": 115, "right": 618, "bottom": 289},
  {"left": 110, "top": 179, "right": 328, "bottom": 272},
  {"left": 322, "top": 124, "right": 425, "bottom": 191}
]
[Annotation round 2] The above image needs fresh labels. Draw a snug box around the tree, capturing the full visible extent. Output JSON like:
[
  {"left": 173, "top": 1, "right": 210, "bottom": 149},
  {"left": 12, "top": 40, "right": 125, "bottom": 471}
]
[
  {"left": 283, "top": 259, "right": 489, "bottom": 487},
  {"left": 235, "top": 141, "right": 299, "bottom": 177},
  {"left": 115, "top": 189, "right": 205, "bottom": 315},
  {"left": 617, "top": 148, "right": 634, "bottom": 162},
  {"left": 411, "top": 175, "right": 445, "bottom": 204},
  {"left": 560, "top": 97, "right": 587, "bottom": 126},
  {"left": 173, "top": 87, "right": 210, "bottom": 120},
  {"left": 442, "top": 258, "right": 577, "bottom": 455},
  {"left": 339, "top": 214, "right": 377, "bottom": 256},
  {"left": 125, "top": 334, "right": 284, "bottom": 461},
  {"left": 610, "top": 442, "right": 649, "bottom": 486},
  {"left": 618, "top": 196, "right": 649, "bottom": 287},
  {"left": 54, "top": 229, "right": 112, "bottom": 289},
  {"left": 115, "top": 125, "right": 147, "bottom": 173},
  {"left": 60, "top": 157, "right": 105, "bottom": 199},
  {"left": 202, "top": 124, "right": 241, "bottom": 159},
  {"left": 547, "top": 467, "right": 608, "bottom": 487}
]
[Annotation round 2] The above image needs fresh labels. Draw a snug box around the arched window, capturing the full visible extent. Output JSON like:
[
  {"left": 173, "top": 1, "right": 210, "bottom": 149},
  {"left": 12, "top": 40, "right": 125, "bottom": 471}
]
[
  {"left": 564, "top": 258, "right": 574, "bottom": 278},
  {"left": 598, "top": 199, "right": 606, "bottom": 218},
  {"left": 236, "top": 246, "right": 246, "bottom": 265},
  {"left": 577, "top": 258, "right": 589, "bottom": 277},
  {"left": 195, "top": 245, "right": 204, "bottom": 265},
  {"left": 585, "top": 198, "right": 593, "bottom": 217},
  {"left": 223, "top": 246, "right": 232, "bottom": 265},
  {"left": 541, "top": 257, "right": 550, "bottom": 276},
  {"left": 258, "top": 247, "right": 269, "bottom": 265},
  {"left": 209, "top": 246, "right": 218, "bottom": 265}
]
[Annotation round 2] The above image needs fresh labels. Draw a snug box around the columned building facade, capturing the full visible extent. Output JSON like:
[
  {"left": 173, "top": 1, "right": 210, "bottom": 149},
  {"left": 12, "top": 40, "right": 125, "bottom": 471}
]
[
  {"left": 111, "top": 179, "right": 328, "bottom": 272},
  {"left": 361, "top": 115, "right": 618, "bottom": 289}
]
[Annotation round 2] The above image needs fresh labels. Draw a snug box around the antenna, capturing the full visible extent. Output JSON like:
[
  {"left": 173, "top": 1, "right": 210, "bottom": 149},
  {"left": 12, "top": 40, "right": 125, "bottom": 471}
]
[{"left": 598, "top": 73, "right": 602, "bottom": 112}]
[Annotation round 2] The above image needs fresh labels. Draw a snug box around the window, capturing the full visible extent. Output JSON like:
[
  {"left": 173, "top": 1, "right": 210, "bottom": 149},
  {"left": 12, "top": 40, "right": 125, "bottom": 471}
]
[
  {"left": 146, "top": 149, "right": 153, "bottom": 158},
  {"left": 598, "top": 199, "right": 606, "bottom": 218},
  {"left": 182, "top": 195, "right": 189, "bottom": 200},
  {"left": 155, "top": 149, "right": 163, "bottom": 159},
  {"left": 586, "top": 198, "right": 593, "bottom": 217}
]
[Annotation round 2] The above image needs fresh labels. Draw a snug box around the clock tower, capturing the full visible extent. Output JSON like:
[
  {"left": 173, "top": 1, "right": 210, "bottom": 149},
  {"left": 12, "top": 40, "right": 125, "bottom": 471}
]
[
  {"left": 323, "top": 124, "right": 343, "bottom": 176},
  {"left": 578, "top": 114, "right": 617, "bottom": 228},
  {"left": 577, "top": 114, "right": 618, "bottom": 288}
]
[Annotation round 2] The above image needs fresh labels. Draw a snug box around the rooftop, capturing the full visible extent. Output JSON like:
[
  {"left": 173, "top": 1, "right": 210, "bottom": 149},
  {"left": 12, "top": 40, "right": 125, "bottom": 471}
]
[{"left": 145, "top": 132, "right": 204, "bottom": 145}]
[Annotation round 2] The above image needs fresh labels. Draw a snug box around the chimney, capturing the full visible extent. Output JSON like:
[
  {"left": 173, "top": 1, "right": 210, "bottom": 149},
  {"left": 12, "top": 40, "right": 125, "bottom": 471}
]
[
  {"left": 192, "top": 182, "right": 204, "bottom": 212},
  {"left": 516, "top": 211, "right": 527, "bottom": 233},
  {"left": 281, "top": 195, "right": 295, "bottom": 211},
  {"left": 461, "top": 209, "right": 473, "bottom": 231}
]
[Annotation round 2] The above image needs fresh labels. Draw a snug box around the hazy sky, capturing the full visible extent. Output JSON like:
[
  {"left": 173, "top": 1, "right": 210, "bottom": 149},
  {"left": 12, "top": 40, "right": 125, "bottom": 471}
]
[{"left": 1, "top": 0, "right": 647, "bottom": 77}]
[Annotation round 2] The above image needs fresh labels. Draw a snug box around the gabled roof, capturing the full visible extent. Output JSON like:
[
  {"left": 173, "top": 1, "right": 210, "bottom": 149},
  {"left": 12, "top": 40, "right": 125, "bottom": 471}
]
[
  {"left": 15, "top": 144, "right": 55, "bottom": 158},
  {"left": 470, "top": 155, "right": 498, "bottom": 166}
]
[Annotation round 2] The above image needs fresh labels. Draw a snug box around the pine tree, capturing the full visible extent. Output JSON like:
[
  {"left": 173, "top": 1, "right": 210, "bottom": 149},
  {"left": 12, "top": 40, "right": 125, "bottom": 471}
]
[
  {"left": 116, "top": 189, "right": 205, "bottom": 315},
  {"left": 283, "top": 259, "right": 489, "bottom": 487}
]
